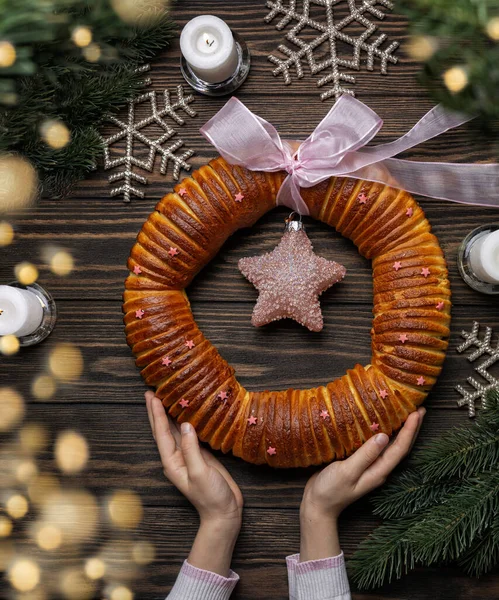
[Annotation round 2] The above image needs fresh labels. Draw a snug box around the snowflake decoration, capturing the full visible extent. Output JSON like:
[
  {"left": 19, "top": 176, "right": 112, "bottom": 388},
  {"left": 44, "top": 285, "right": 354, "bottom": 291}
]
[
  {"left": 101, "top": 65, "right": 197, "bottom": 202},
  {"left": 264, "top": 0, "right": 399, "bottom": 101},
  {"left": 456, "top": 322, "right": 499, "bottom": 417}
]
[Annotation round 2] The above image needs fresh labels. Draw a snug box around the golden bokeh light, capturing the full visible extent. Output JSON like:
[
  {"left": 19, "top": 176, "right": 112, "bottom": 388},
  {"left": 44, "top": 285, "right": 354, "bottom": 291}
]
[
  {"left": 0, "top": 41, "right": 16, "bottom": 67},
  {"left": 49, "top": 343, "right": 84, "bottom": 382},
  {"left": 60, "top": 568, "right": 96, "bottom": 600},
  {"left": 0, "top": 515, "right": 13, "bottom": 537},
  {"left": 40, "top": 120, "right": 71, "bottom": 150},
  {"left": 111, "top": 0, "right": 169, "bottom": 25},
  {"left": 0, "top": 153, "right": 38, "bottom": 214},
  {"left": 55, "top": 430, "right": 89, "bottom": 474},
  {"left": 8, "top": 558, "right": 40, "bottom": 592},
  {"left": 72, "top": 26, "right": 93, "bottom": 47},
  {"left": 0, "top": 221, "right": 14, "bottom": 246},
  {"left": 14, "top": 261, "right": 39, "bottom": 285},
  {"left": 16, "top": 459, "right": 38, "bottom": 483},
  {"left": 31, "top": 374, "right": 57, "bottom": 401},
  {"left": 50, "top": 250, "right": 74, "bottom": 276},
  {"left": 132, "top": 541, "right": 155, "bottom": 565},
  {"left": 405, "top": 35, "right": 437, "bottom": 61},
  {"left": 0, "top": 387, "right": 24, "bottom": 430},
  {"left": 36, "top": 523, "right": 62, "bottom": 550},
  {"left": 42, "top": 489, "right": 98, "bottom": 543},
  {"left": 443, "top": 66, "right": 468, "bottom": 93},
  {"left": 0, "top": 334, "right": 20, "bottom": 356},
  {"left": 27, "top": 473, "right": 60, "bottom": 506},
  {"left": 110, "top": 585, "right": 134, "bottom": 600},
  {"left": 107, "top": 490, "right": 143, "bottom": 529},
  {"left": 82, "top": 43, "right": 101, "bottom": 62},
  {"left": 84, "top": 557, "right": 106, "bottom": 580},
  {"left": 19, "top": 423, "right": 49, "bottom": 454},
  {"left": 486, "top": 17, "right": 499, "bottom": 41},
  {"left": 6, "top": 494, "right": 29, "bottom": 519}
]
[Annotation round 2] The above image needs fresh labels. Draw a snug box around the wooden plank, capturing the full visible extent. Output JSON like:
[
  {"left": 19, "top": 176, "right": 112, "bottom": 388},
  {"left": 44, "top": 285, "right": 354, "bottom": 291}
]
[
  {"left": 0, "top": 301, "right": 494, "bottom": 407},
  {"left": 1, "top": 202, "right": 497, "bottom": 305},
  {"left": 7, "top": 402, "right": 479, "bottom": 509}
]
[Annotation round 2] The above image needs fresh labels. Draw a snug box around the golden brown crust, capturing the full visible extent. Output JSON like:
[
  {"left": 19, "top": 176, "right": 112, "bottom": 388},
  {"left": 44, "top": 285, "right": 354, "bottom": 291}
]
[{"left": 123, "top": 158, "right": 451, "bottom": 468}]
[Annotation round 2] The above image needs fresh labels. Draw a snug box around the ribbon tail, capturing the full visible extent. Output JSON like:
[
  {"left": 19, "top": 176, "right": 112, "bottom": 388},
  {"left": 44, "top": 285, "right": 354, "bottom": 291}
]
[
  {"left": 276, "top": 175, "right": 310, "bottom": 216},
  {"left": 350, "top": 159, "right": 499, "bottom": 208}
]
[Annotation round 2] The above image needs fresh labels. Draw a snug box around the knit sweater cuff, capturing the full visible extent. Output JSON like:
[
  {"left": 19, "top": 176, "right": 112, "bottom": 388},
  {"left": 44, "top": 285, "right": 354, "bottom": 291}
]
[
  {"left": 286, "top": 552, "right": 350, "bottom": 600},
  {"left": 166, "top": 560, "right": 239, "bottom": 600}
]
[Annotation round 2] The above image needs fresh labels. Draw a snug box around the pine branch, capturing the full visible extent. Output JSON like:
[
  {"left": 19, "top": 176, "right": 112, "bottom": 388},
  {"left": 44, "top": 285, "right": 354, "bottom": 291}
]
[{"left": 459, "top": 515, "right": 499, "bottom": 577}]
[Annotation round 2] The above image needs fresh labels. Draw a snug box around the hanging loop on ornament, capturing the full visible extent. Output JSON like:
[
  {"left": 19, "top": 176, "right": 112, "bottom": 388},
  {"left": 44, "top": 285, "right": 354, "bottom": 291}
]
[{"left": 285, "top": 212, "right": 304, "bottom": 232}]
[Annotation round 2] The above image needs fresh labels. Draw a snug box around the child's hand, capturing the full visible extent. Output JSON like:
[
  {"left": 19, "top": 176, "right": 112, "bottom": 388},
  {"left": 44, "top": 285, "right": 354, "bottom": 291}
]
[
  {"left": 145, "top": 391, "right": 243, "bottom": 530},
  {"left": 299, "top": 407, "right": 425, "bottom": 561},
  {"left": 302, "top": 407, "right": 425, "bottom": 520}
]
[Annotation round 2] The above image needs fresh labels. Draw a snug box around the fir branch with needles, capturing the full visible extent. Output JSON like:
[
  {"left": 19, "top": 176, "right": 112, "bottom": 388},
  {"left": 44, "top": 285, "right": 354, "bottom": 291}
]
[{"left": 349, "top": 389, "right": 499, "bottom": 589}]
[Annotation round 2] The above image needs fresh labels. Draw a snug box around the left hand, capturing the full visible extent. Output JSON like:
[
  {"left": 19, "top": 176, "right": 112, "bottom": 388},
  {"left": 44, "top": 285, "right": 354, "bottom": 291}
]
[{"left": 145, "top": 391, "right": 243, "bottom": 529}]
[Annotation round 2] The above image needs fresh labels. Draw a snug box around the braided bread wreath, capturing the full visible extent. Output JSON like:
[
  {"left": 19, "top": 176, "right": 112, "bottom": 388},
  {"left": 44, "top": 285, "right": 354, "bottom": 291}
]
[{"left": 123, "top": 158, "right": 451, "bottom": 468}]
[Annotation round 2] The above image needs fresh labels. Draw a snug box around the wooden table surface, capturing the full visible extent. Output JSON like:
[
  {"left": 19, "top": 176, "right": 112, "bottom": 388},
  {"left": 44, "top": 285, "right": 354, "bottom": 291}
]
[{"left": 2, "top": 1, "right": 499, "bottom": 598}]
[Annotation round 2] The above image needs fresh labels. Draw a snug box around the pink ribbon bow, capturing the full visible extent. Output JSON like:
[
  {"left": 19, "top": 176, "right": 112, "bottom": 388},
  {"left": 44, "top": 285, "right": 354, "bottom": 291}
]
[{"left": 200, "top": 95, "right": 499, "bottom": 215}]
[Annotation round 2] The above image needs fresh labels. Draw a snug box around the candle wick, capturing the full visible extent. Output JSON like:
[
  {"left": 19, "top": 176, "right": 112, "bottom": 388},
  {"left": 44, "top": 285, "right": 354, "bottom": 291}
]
[
  {"left": 206, "top": 38, "right": 214, "bottom": 47},
  {"left": 0, "top": 309, "right": 3, "bottom": 315}
]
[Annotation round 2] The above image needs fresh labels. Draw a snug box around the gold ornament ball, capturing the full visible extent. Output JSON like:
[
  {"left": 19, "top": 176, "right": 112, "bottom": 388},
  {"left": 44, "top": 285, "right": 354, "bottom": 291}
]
[
  {"left": 0, "top": 41, "right": 16, "bottom": 67},
  {"left": 40, "top": 120, "right": 71, "bottom": 150},
  {"left": 0, "top": 387, "right": 24, "bottom": 430},
  {"left": 55, "top": 430, "right": 89, "bottom": 474},
  {"left": 72, "top": 26, "right": 92, "bottom": 47},
  {"left": 0, "top": 154, "right": 38, "bottom": 214},
  {"left": 15, "top": 261, "right": 39, "bottom": 285},
  {"left": 486, "top": 17, "right": 499, "bottom": 41},
  {"left": 8, "top": 558, "right": 40, "bottom": 592},
  {"left": 405, "top": 35, "right": 437, "bottom": 61},
  {"left": 0, "top": 515, "right": 13, "bottom": 537},
  {"left": 0, "top": 221, "right": 14, "bottom": 246},
  {"left": 443, "top": 66, "right": 468, "bottom": 93}
]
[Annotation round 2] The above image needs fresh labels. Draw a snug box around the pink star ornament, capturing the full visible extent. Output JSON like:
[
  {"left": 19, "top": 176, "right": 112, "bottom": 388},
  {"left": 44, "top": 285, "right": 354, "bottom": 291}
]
[
  {"left": 247, "top": 415, "right": 257, "bottom": 425},
  {"left": 238, "top": 221, "right": 346, "bottom": 332}
]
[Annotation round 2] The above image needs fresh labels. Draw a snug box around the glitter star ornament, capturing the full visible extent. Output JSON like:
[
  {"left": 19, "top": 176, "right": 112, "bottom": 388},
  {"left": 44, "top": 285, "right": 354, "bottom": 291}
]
[{"left": 238, "top": 216, "right": 346, "bottom": 332}]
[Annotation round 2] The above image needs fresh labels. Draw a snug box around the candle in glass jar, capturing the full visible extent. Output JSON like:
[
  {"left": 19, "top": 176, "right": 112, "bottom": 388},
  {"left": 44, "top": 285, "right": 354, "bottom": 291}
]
[
  {"left": 0, "top": 285, "right": 44, "bottom": 337},
  {"left": 180, "top": 15, "right": 238, "bottom": 84},
  {"left": 469, "top": 230, "right": 499, "bottom": 284}
]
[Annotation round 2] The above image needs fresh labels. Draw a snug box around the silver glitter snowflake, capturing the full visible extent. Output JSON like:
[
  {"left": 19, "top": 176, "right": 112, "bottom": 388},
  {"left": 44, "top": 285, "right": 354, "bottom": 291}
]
[
  {"left": 456, "top": 322, "right": 499, "bottom": 418},
  {"left": 265, "top": 0, "right": 399, "bottom": 101},
  {"left": 101, "top": 65, "right": 197, "bottom": 202}
]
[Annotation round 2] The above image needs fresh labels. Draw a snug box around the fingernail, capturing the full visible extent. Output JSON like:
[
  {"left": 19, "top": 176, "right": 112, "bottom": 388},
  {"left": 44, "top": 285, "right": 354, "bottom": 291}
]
[
  {"left": 375, "top": 433, "right": 389, "bottom": 446},
  {"left": 181, "top": 422, "right": 191, "bottom": 435}
]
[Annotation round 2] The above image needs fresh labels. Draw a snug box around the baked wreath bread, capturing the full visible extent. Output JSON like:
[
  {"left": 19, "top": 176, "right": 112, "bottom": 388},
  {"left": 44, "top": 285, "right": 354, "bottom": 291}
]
[{"left": 123, "top": 157, "right": 451, "bottom": 468}]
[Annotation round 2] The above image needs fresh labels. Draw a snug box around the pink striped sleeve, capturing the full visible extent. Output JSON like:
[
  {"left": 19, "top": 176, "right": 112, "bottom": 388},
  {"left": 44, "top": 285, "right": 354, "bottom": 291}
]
[
  {"left": 166, "top": 560, "right": 239, "bottom": 600},
  {"left": 286, "top": 552, "right": 351, "bottom": 600}
]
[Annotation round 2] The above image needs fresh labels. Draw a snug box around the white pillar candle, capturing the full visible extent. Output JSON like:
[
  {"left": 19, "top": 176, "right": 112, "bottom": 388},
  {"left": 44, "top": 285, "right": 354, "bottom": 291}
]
[
  {"left": 469, "top": 230, "right": 499, "bottom": 284},
  {"left": 0, "top": 285, "right": 44, "bottom": 337},
  {"left": 180, "top": 15, "right": 239, "bottom": 84}
]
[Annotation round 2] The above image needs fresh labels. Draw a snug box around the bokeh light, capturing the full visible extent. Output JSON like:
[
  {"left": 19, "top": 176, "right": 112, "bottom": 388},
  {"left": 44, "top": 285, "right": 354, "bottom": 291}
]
[
  {"left": 55, "top": 430, "right": 89, "bottom": 474},
  {"left": 0, "top": 41, "right": 16, "bottom": 67},
  {"left": 16, "top": 459, "right": 38, "bottom": 483},
  {"left": 132, "top": 540, "right": 155, "bottom": 565},
  {"left": 486, "top": 17, "right": 499, "bottom": 41},
  {"left": 31, "top": 374, "right": 57, "bottom": 401},
  {"left": 110, "top": 585, "right": 134, "bottom": 600},
  {"left": 0, "top": 387, "right": 24, "bottom": 430},
  {"left": 0, "top": 515, "right": 13, "bottom": 538},
  {"left": 36, "top": 523, "right": 62, "bottom": 550},
  {"left": 111, "top": 0, "right": 169, "bottom": 25},
  {"left": 443, "top": 66, "right": 468, "bottom": 93},
  {"left": 0, "top": 221, "right": 14, "bottom": 246},
  {"left": 6, "top": 494, "right": 29, "bottom": 519},
  {"left": 27, "top": 473, "right": 60, "bottom": 506},
  {"left": 0, "top": 334, "right": 20, "bottom": 356},
  {"left": 59, "top": 568, "right": 96, "bottom": 600},
  {"left": 84, "top": 557, "right": 106, "bottom": 580},
  {"left": 50, "top": 250, "right": 74, "bottom": 276},
  {"left": 72, "top": 26, "right": 93, "bottom": 47},
  {"left": 40, "top": 120, "right": 71, "bottom": 150},
  {"left": 82, "top": 43, "right": 101, "bottom": 62},
  {"left": 0, "top": 153, "right": 38, "bottom": 213},
  {"left": 8, "top": 558, "right": 40, "bottom": 592},
  {"left": 42, "top": 489, "right": 98, "bottom": 543},
  {"left": 49, "top": 343, "right": 84, "bottom": 382},
  {"left": 405, "top": 35, "right": 437, "bottom": 61},
  {"left": 107, "top": 490, "right": 143, "bottom": 529},
  {"left": 14, "top": 261, "right": 39, "bottom": 285},
  {"left": 19, "top": 423, "right": 49, "bottom": 454}
]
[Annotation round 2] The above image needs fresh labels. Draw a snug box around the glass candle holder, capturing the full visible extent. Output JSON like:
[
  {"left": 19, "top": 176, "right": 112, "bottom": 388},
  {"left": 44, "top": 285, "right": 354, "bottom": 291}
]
[{"left": 457, "top": 225, "right": 499, "bottom": 295}]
